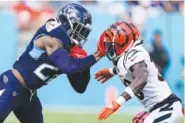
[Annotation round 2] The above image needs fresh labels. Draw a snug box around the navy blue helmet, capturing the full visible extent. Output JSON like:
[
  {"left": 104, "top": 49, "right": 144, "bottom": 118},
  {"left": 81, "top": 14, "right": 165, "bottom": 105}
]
[{"left": 57, "top": 3, "right": 92, "bottom": 46}]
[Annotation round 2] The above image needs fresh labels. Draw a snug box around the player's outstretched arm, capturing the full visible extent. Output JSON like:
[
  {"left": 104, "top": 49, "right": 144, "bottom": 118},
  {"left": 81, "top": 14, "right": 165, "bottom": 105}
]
[
  {"left": 35, "top": 36, "right": 103, "bottom": 74},
  {"left": 98, "top": 61, "right": 148, "bottom": 120}
]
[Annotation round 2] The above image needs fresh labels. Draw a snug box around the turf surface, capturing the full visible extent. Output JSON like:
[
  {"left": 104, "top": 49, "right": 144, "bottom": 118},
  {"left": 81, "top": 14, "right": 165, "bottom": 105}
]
[{"left": 4, "top": 111, "right": 184, "bottom": 123}]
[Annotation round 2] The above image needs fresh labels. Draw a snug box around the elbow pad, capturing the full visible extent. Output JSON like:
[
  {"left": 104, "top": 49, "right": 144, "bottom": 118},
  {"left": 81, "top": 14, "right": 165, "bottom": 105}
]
[{"left": 49, "top": 48, "right": 96, "bottom": 74}]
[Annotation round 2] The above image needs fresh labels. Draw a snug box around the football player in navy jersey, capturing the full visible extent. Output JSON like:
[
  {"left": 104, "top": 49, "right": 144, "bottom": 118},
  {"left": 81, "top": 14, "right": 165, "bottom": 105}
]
[{"left": 0, "top": 3, "right": 103, "bottom": 123}]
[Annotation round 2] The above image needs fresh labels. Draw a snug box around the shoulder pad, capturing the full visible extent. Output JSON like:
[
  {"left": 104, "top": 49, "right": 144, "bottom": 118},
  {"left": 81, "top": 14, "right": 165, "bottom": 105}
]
[
  {"left": 124, "top": 49, "right": 146, "bottom": 70},
  {"left": 47, "top": 18, "right": 55, "bottom": 23},
  {"left": 45, "top": 20, "right": 72, "bottom": 51}
]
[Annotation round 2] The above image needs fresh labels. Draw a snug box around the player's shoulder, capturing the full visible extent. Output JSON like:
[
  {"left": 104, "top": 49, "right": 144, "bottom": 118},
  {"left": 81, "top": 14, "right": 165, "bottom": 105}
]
[
  {"left": 43, "top": 18, "right": 71, "bottom": 51},
  {"left": 45, "top": 18, "right": 61, "bottom": 32},
  {"left": 121, "top": 40, "right": 150, "bottom": 70}
]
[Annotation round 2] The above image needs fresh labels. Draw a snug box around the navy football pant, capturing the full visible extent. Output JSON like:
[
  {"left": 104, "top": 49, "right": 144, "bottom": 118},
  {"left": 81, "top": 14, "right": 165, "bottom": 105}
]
[{"left": 0, "top": 70, "right": 43, "bottom": 123}]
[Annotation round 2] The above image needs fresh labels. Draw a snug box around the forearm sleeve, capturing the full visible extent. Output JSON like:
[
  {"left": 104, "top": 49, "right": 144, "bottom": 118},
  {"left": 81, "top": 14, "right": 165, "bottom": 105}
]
[{"left": 49, "top": 48, "right": 96, "bottom": 74}]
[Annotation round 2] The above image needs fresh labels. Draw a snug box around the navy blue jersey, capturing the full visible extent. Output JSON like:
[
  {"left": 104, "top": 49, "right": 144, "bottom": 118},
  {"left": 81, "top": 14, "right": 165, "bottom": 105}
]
[{"left": 13, "top": 19, "right": 72, "bottom": 90}]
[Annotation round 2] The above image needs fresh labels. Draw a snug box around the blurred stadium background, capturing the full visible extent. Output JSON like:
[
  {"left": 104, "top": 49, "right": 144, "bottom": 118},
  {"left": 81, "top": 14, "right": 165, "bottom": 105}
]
[{"left": 0, "top": 1, "right": 184, "bottom": 123}]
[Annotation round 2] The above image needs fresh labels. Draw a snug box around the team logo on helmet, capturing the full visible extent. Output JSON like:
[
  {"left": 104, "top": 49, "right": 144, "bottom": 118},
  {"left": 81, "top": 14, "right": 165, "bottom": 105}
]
[
  {"left": 103, "top": 21, "right": 139, "bottom": 61},
  {"left": 57, "top": 3, "right": 92, "bottom": 46}
]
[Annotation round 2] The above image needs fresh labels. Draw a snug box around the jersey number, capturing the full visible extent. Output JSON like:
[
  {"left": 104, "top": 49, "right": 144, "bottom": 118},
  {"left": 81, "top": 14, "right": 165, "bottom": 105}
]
[
  {"left": 124, "top": 79, "right": 144, "bottom": 100},
  {"left": 34, "top": 64, "right": 59, "bottom": 83}
]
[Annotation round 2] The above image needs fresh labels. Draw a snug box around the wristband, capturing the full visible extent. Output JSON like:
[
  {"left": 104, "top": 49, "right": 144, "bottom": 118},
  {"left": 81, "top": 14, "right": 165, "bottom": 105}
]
[
  {"left": 109, "top": 68, "right": 114, "bottom": 75},
  {"left": 125, "top": 87, "right": 135, "bottom": 97},
  {"left": 109, "top": 68, "right": 117, "bottom": 75},
  {"left": 115, "top": 96, "right": 126, "bottom": 105}
]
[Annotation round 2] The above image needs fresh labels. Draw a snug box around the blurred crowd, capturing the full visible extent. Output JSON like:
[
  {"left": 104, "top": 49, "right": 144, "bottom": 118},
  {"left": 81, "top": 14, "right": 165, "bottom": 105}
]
[
  {"left": 0, "top": 1, "right": 184, "bottom": 31},
  {"left": 0, "top": 1, "right": 55, "bottom": 31}
]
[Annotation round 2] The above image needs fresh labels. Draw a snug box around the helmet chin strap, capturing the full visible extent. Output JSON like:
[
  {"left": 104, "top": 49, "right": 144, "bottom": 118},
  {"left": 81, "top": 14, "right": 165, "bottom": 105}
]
[{"left": 71, "top": 38, "right": 80, "bottom": 46}]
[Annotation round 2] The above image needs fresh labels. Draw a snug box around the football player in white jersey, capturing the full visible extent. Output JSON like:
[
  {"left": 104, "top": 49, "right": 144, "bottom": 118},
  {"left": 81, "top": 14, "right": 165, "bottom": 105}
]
[{"left": 95, "top": 21, "right": 183, "bottom": 123}]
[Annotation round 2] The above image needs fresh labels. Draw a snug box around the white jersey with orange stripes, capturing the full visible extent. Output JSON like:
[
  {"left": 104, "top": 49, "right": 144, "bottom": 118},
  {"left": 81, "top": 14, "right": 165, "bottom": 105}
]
[{"left": 114, "top": 40, "right": 172, "bottom": 110}]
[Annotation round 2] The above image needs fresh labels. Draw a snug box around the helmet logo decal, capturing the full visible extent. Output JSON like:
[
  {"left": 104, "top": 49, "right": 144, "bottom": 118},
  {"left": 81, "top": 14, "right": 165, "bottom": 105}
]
[{"left": 57, "top": 3, "right": 92, "bottom": 46}]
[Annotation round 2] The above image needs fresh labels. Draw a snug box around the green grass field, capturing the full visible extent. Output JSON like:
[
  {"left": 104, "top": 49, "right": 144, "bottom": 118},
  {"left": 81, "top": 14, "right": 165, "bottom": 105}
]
[{"left": 4, "top": 111, "right": 184, "bottom": 123}]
